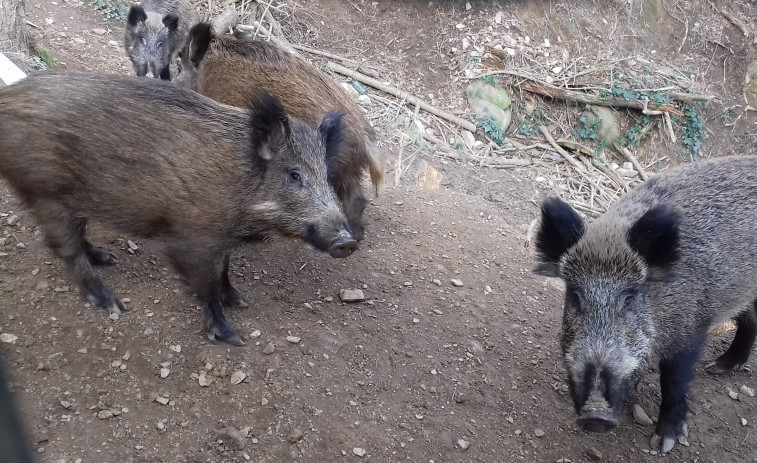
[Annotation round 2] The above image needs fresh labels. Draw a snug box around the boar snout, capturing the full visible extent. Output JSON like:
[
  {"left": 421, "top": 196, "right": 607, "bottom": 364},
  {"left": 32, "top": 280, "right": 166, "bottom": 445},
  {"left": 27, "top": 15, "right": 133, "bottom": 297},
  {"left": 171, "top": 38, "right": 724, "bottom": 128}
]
[
  {"left": 577, "top": 411, "right": 617, "bottom": 433},
  {"left": 329, "top": 234, "right": 358, "bottom": 258}
]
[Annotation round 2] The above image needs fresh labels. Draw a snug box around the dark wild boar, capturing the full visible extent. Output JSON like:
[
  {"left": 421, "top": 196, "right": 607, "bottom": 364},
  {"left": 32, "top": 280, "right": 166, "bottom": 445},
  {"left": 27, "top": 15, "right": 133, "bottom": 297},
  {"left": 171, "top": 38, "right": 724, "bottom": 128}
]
[
  {"left": 176, "top": 23, "right": 384, "bottom": 240},
  {"left": 124, "top": 0, "right": 198, "bottom": 79},
  {"left": 0, "top": 73, "right": 356, "bottom": 346},
  {"left": 533, "top": 156, "right": 757, "bottom": 453}
]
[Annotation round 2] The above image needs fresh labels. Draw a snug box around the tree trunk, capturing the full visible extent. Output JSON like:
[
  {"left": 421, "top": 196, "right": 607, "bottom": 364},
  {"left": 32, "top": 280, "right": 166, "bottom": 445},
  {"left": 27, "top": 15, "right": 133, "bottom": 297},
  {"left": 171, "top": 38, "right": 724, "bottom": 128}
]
[{"left": 0, "top": 0, "right": 29, "bottom": 53}]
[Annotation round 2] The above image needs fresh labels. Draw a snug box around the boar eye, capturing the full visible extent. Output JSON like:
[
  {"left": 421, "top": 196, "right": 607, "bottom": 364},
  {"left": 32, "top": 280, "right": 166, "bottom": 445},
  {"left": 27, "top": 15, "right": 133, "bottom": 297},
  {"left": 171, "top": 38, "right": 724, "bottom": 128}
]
[
  {"left": 140, "top": 37, "right": 147, "bottom": 45},
  {"left": 566, "top": 289, "right": 581, "bottom": 310},
  {"left": 289, "top": 171, "right": 302, "bottom": 184},
  {"left": 622, "top": 294, "right": 634, "bottom": 314}
]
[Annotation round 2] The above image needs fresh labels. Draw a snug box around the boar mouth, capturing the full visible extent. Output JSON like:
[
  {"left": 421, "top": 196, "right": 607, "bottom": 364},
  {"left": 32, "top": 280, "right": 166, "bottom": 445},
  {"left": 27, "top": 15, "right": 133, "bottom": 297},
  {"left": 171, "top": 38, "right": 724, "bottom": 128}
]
[
  {"left": 305, "top": 224, "right": 357, "bottom": 258},
  {"left": 577, "top": 410, "right": 618, "bottom": 433}
]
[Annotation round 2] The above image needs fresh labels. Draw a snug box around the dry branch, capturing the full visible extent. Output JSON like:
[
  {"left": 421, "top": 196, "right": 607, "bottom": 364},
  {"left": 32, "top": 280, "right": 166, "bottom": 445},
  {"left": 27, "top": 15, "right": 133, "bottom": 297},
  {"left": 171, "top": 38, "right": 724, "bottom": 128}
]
[
  {"left": 524, "top": 81, "right": 683, "bottom": 115},
  {"left": 211, "top": 7, "right": 239, "bottom": 34},
  {"left": 538, "top": 126, "right": 586, "bottom": 173},
  {"left": 719, "top": 9, "right": 748, "bottom": 37},
  {"left": 613, "top": 142, "right": 649, "bottom": 181},
  {"left": 292, "top": 44, "right": 358, "bottom": 65},
  {"left": 326, "top": 61, "right": 477, "bottom": 133}
]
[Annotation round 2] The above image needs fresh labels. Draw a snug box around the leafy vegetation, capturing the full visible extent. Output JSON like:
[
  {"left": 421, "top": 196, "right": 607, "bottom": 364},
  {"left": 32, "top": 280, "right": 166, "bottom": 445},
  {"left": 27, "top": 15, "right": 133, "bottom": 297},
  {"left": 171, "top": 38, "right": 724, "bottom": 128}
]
[
  {"left": 477, "top": 116, "right": 505, "bottom": 146},
  {"left": 624, "top": 115, "right": 652, "bottom": 148},
  {"left": 88, "top": 0, "right": 129, "bottom": 20},
  {"left": 33, "top": 46, "right": 54, "bottom": 70},
  {"left": 573, "top": 105, "right": 603, "bottom": 140},
  {"left": 679, "top": 106, "right": 707, "bottom": 159}
]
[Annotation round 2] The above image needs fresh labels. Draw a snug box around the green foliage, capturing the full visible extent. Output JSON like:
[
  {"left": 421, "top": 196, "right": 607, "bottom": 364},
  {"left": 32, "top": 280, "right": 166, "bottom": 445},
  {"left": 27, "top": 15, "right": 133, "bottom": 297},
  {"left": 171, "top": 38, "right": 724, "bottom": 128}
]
[
  {"left": 624, "top": 115, "right": 652, "bottom": 148},
  {"left": 34, "top": 46, "right": 54, "bottom": 70},
  {"left": 88, "top": 0, "right": 128, "bottom": 20},
  {"left": 477, "top": 116, "right": 505, "bottom": 146},
  {"left": 602, "top": 73, "right": 670, "bottom": 107},
  {"left": 516, "top": 102, "right": 544, "bottom": 136},
  {"left": 680, "top": 106, "right": 707, "bottom": 158},
  {"left": 573, "top": 106, "right": 603, "bottom": 140},
  {"left": 393, "top": 116, "right": 430, "bottom": 151},
  {"left": 481, "top": 75, "right": 502, "bottom": 84}
]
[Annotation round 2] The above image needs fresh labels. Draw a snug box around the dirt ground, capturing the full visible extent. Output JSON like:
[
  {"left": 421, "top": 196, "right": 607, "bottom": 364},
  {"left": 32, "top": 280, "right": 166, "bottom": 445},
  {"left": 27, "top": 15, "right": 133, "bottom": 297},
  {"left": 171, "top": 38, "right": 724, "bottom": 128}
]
[{"left": 2, "top": 0, "right": 757, "bottom": 462}]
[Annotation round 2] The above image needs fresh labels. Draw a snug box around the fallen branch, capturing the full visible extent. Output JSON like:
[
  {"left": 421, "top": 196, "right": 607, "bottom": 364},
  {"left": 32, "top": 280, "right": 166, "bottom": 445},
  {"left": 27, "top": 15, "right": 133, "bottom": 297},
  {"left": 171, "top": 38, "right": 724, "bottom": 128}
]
[
  {"left": 613, "top": 142, "right": 649, "bottom": 181},
  {"left": 235, "top": 23, "right": 299, "bottom": 56},
  {"left": 292, "top": 45, "right": 358, "bottom": 65},
  {"left": 523, "top": 81, "right": 684, "bottom": 116},
  {"left": 211, "top": 7, "right": 239, "bottom": 34},
  {"left": 327, "top": 61, "right": 477, "bottom": 133},
  {"left": 719, "top": 8, "right": 748, "bottom": 37},
  {"left": 538, "top": 126, "right": 587, "bottom": 173}
]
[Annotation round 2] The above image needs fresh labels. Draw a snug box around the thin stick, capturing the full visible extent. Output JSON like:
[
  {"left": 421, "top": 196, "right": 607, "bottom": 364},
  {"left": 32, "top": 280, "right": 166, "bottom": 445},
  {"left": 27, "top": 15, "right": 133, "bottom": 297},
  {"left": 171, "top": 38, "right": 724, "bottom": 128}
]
[
  {"left": 538, "top": 126, "right": 587, "bottom": 173},
  {"left": 613, "top": 142, "right": 649, "bottom": 180},
  {"left": 327, "top": 61, "right": 477, "bottom": 133},
  {"left": 719, "top": 9, "right": 748, "bottom": 37},
  {"left": 292, "top": 44, "right": 358, "bottom": 64},
  {"left": 663, "top": 112, "right": 677, "bottom": 143}
]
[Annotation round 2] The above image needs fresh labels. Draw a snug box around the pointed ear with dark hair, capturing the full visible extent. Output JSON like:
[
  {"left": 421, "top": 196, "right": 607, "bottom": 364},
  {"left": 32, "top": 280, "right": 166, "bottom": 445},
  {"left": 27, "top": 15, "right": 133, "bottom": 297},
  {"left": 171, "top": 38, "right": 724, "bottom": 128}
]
[
  {"left": 627, "top": 205, "right": 680, "bottom": 270},
  {"left": 186, "top": 23, "right": 215, "bottom": 67},
  {"left": 533, "top": 197, "right": 585, "bottom": 277},
  {"left": 127, "top": 5, "right": 147, "bottom": 29},
  {"left": 247, "top": 90, "right": 289, "bottom": 162},
  {"left": 162, "top": 13, "right": 179, "bottom": 31},
  {"left": 316, "top": 111, "right": 344, "bottom": 161}
]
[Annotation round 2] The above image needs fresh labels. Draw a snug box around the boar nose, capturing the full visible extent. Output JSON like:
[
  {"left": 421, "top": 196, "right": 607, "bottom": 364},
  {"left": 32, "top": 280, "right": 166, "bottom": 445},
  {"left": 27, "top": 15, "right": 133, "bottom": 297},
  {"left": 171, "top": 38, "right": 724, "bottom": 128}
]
[
  {"left": 329, "top": 237, "right": 358, "bottom": 258},
  {"left": 577, "top": 411, "right": 618, "bottom": 433}
]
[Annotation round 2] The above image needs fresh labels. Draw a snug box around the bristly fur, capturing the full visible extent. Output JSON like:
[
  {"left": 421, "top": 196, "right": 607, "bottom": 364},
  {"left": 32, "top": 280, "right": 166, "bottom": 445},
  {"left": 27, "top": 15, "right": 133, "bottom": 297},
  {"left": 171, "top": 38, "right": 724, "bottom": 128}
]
[{"left": 533, "top": 155, "right": 757, "bottom": 449}]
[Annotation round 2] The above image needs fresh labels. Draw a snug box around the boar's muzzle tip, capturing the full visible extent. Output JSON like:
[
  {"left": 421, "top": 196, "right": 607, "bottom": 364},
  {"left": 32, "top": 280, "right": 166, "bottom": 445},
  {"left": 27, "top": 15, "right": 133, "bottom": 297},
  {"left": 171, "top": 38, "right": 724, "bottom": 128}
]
[
  {"left": 329, "top": 238, "right": 358, "bottom": 258},
  {"left": 577, "top": 411, "right": 618, "bottom": 433}
]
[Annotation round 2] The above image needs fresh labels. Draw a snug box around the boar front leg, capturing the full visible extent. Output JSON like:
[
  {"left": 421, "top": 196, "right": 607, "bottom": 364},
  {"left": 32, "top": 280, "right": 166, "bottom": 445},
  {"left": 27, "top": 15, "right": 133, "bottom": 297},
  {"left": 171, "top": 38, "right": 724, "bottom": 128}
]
[
  {"left": 221, "top": 254, "right": 248, "bottom": 308},
  {"left": 34, "top": 201, "right": 123, "bottom": 316},
  {"left": 651, "top": 337, "right": 704, "bottom": 453},
  {"left": 167, "top": 247, "right": 244, "bottom": 346},
  {"left": 74, "top": 217, "right": 118, "bottom": 266}
]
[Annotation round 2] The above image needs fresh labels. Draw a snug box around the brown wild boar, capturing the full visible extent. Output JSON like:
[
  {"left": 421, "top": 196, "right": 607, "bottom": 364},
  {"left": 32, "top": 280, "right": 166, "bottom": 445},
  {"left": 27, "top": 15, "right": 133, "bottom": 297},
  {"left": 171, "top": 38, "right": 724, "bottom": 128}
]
[
  {"left": 176, "top": 23, "right": 384, "bottom": 240},
  {"left": 0, "top": 73, "right": 356, "bottom": 346},
  {"left": 124, "top": 0, "right": 198, "bottom": 79}
]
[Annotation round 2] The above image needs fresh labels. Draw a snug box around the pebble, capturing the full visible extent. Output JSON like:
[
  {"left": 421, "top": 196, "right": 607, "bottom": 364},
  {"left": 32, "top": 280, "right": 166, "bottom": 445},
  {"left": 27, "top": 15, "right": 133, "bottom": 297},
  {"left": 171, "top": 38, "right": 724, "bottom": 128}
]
[
  {"left": 286, "top": 336, "right": 301, "bottom": 344},
  {"left": 533, "top": 429, "right": 545, "bottom": 437},
  {"left": 219, "top": 427, "right": 247, "bottom": 450},
  {"left": 457, "top": 439, "right": 470, "bottom": 450},
  {"left": 450, "top": 279, "right": 464, "bottom": 287},
  {"left": 261, "top": 397, "right": 268, "bottom": 406},
  {"left": 53, "top": 286, "right": 70, "bottom": 292},
  {"left": 156, "top": 421, "right": 165, "bottom": 431},
  {"left": 250, "top": 330, "right": 261, "bottom": 339},
  {"left": 632, "top": 404, "right": 653, "bottom": 426},
  {"left": 403, "top": 281, "right": 413, "bottom": 286},
  {"left": 740, "top": 385, "right": 755, "bottom": 398},
  {"left": 742, "top": 417, "right": 748, "bottom": 426},
  {"left": 352, "top": 447, "right": 366, "bottom": 457},
  {"left": 324, "top": 296, "right": 334, "bottom": 302},
  {"left": 727, "top": 387, "right": 739, "bottom": 400},
  {"left": 339, "top": 289, "right": 365, "bottom": 302},
  {"left": 0, "top": 333, "right": 18, "bottom": 344},
  {"left": 92, "top": 28, "right": 106, "bottom": 35},
  {"left": 0, "top": 238, "right": 6, "bottom": 247},
  {"left": 677, "top": 435, "right": 689, "bottom": 447},
  {"left": 160, "top": 368, "right": 170, "bottom": 378},
  {"left": 97, "top": 410, "right": 114, "bottom": 420},
  {"left": 127, "top": 240, "right": 139, "bottom": 251},
  {"left": 432, "top": 279, "right": 442, "bottom": 286},
  {"left": 263, "top": 342, "right": 275, "bottom": 355},
  {"left": 356, "top": 95, "right": 372, "bottom": 107},
  {"left": 16, "top": 242, "right": 25, "bottom": 249},
  {"left": 7, "top": 215, "right": 18, "bottom": 226},
  {"left": 412, "top": 318, "right": 420, "bottom": 324},
  {"left": 231, "top": 371, "right": 246, "bottom": 385},
  {"left": 60, "top": 400, "right": 71, "bottom": 409},
  {"left": 288, "top": 429, "right": 303, "bottom": 444},
  {"left": 198, "top": 371, "right": 211, "bottom": 387},
  {"left": 143, "top": 328, "right": 154, "bottom": 336},
  {"left": 169, "top": 345, "right": 181, "bottom": 353},
  {"left": 586, "top": 446, "right": 602, "bottom": 461},
  {"left": 154, "top": 396, "right": 169, "bottom": 405}
]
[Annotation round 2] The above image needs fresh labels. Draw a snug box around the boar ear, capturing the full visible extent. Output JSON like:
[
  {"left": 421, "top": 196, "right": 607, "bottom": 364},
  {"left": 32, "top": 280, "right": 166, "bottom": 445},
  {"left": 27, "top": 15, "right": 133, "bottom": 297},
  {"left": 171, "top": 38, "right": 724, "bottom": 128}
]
[
  {"left": 534, "top": 197, "right": 585, "bottom": 277},
  {"left": 163, "top": 13, "right": 179, "bottom": 31},
  {"left": 627, "top": 205, "right": 680, "bottom": 268},
  {"left": 317, "top": 111, "right": 344, "bottom": 161},
  {"left": 248, "top": 90, "right": 290, "bottom": 161},
  {"left": 187, "top": 23, "right": 214, "bottom": 67},
  {"left": 127, "top": 5, "right": 147, "bottom": 28}
]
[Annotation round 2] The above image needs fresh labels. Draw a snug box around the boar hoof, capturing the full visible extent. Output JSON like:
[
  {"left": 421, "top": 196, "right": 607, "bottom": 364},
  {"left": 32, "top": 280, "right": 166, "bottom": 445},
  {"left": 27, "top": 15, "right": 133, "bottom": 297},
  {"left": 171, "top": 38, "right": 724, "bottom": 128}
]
[
  {"left": 207, "top": 324, "right": 245, "bottom": 346},
  {"left": 650, "top": 434, "right": 677, "bottom": 453},
  {"left": 223, "top": 289, "right": 249, "bottom": 308},
  {"left": 329, "top": 238, "right": 358, "bottom": 258},
  {"left": 704, "top": 360, "right": 750, "bottom": 375},
  {"left": 83, "top": 279, "right": 125, "bottom": 315},
  {"left": 87, "top": 248, "right": 118, "bottom": 266}
]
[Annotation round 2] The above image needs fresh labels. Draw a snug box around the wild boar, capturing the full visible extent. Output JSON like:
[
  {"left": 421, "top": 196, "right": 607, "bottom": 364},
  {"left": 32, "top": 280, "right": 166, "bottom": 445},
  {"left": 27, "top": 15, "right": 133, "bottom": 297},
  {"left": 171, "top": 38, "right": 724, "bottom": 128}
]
[
  {"left": 0, "top": 73, "right": 356, "bottom": 346},
  {"left": 534, "top": 156, "right": 757, "bottom": 453},
  {"left": 124, "top": 0, "right": 198, "bottom": 79},
  {"left": 176, "top": 23, "right": 384, "bottom": 240}
]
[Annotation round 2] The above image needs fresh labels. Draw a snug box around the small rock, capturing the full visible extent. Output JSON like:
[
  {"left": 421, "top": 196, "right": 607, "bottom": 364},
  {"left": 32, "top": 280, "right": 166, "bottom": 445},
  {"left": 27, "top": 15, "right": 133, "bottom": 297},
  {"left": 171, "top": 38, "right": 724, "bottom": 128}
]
[
  {"left": 534, "top": 429, "right": 545, "bottom": 437},
  {"left": 231, "top": 371, "right": 246, "bottom": 385},
  {"left": 60, "top": 400, "right": 71, "bottom": 409},
  {"left": 742, "top": 417, "right": 748, "bottom": 426},
  {"left": 727, "top": 387, "right": 739, "bottom": 400},
  {"left": 92, "top": 28, "right": 106, "bottom": 35},
  {"left": 450, "top": 279, "right": 464, "bottom": 287},
  {"left": 143, "top": 328, "right": 154, "bottom": 336},
  {"left": 677, "top": 435, "right": 689, "bottom": 447},
  {"left": 198, "top": 371, "right": 211, "bottom": 387},
  {"left": 740, "top": 385, "right": 755, "bottom": 398},
  {"left": 432, "top": 279, "right": 442, "bottom": 286},
  {"left": 457, "top": 439, "right": 470, "bottom": 450},
  {"left": 633, "top": 404, "right": 653, "bottom": 426},
  {"left": 53, "top": 286, "right": 70, "bottom": 293},
  {"left": 288, "top": 429, "right": 303, "bottom": 444},
  {"left": 15, "top": 242, "right": 25, "bottom": 249},
  {"left": 339, "top": 289, "right": 365, "bottom": 302},
  {"left": 107, "top": 40, "right": 119, "bottom": 47},
  {"left": 0, "top": 333, "right": 18, "bottom": 344},
  {"left": 286, "top": 336, "right": 301, "bottom": 344},
  {"left": 218, "top": 427, "right": 247, "bottom": 450},
  {"left": 0, "top": 238, "right": 6, "bottom": 247},
  {"left": 261, "top": 397, "right": 268, "bottom": 406},
  {"left": 586, "top": 446, "right": 602, "bottom": 461},
  {"left": 156, "top": 421, "right": 165, "bottom": 431},
  {"left": 169, "top": 345, "right": 181, "bottom": 353},
  {"left": 97, "top": 410, "right": 114, "bottom": 420},
  {"left": 250, "top": 330, "right": 261, "bottom": 339},
  {"left": 7, "top": 215, "right": 18, "bottom": 226},
  {"left": 262, "top": 342, "right": 275, "bottom": 355},
  {"left": 108, "top": 312, "right": 119, "bottom": 322},
  {"left": 403, "top": 281, "right": 413, "bottom": 286},
  {"left": 356, "top": 95, "right": 372, "bottom": 107},
  {"left": 352, "top": 447, "right": 366, "bottom": 457},
  {"left": 160, "top": 368, "right": 170, "bottom": 378},
  {"left": 154, "top": 396, "right": 169, "bottom": 405},
  {"left": 127, "top": 240, "right": 139, "bottom": 251}
]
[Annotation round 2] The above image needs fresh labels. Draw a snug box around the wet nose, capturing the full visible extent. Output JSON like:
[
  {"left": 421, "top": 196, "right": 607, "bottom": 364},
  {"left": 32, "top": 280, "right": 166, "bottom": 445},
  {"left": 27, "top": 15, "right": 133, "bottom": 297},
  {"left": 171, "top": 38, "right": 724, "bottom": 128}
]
[
  {"left": 329, "top": 238, "right": 358, "bottom": 258},
  {"left": 577, "top": 411, "right": 618, "bottom": 433}
]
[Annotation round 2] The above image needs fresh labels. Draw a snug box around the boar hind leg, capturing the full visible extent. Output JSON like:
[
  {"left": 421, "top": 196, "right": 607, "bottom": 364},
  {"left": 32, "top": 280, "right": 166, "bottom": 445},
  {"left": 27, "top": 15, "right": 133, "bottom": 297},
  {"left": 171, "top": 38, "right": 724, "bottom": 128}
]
[
  {"left": 221, "top": 255, "right": 248, "bottom": 308},
  {"left": 168, "top": 249, "right": 244, "bottom": 346},
  {"left": 35, "top": 202, "right": 123, "bottom": 316},
  {"left": 705, "top": 303, "right": 757, "bottom": 375},
  {"left": 651, "top": 337, "right": 704, "bottom": 453},
  {"left": 74, "top": 217, "right": 118, "bottom": 266}
]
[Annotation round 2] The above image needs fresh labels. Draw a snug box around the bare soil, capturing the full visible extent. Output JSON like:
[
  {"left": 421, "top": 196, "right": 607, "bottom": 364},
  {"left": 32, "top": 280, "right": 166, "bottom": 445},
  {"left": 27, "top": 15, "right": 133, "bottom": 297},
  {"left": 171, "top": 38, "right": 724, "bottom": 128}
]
[{"left": 1, "top": 0, "right": 756, "bottom": 462}]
